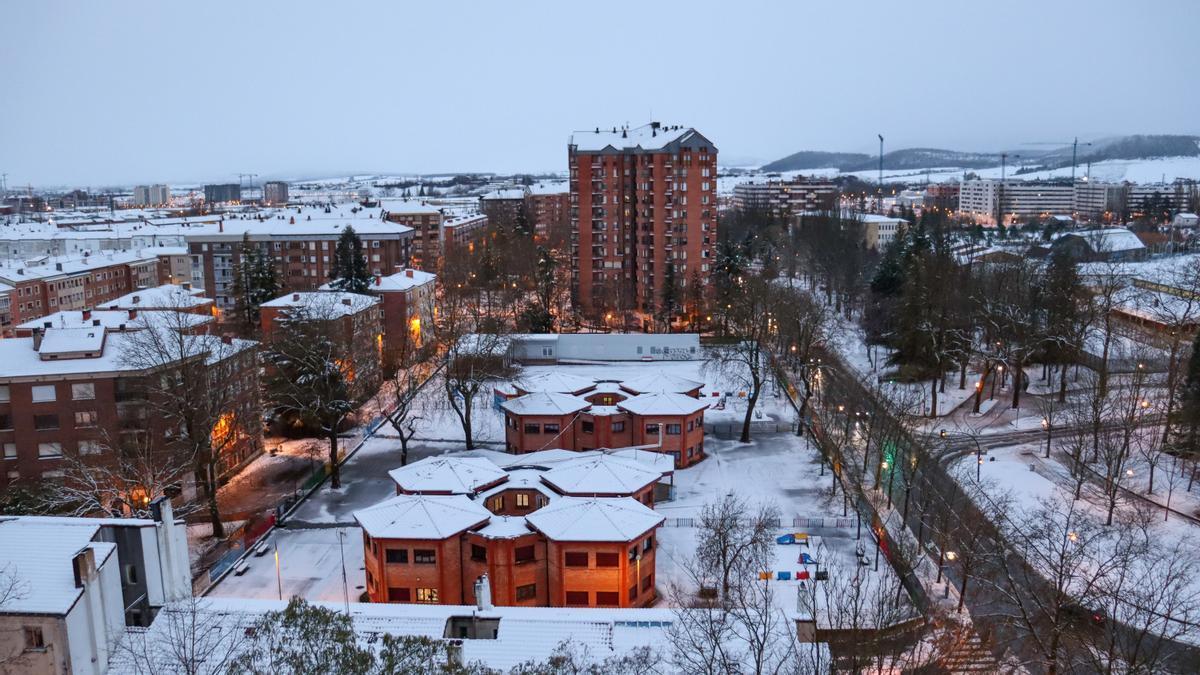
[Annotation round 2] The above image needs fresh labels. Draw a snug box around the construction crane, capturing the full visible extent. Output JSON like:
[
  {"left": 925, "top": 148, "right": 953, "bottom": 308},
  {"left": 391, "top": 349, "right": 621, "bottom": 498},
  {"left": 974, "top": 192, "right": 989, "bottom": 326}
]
[{"left": 1023, "top": 137, "right": 1092, "bottom": 183}]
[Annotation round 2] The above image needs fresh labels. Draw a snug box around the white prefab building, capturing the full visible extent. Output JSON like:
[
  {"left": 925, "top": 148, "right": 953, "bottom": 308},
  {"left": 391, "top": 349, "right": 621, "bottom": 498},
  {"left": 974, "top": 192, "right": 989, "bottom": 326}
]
[
  {"left": 959, "top": 179, "right": 1074, "bottom": 224},
  {"left": 507, "top": 333, "right": 702, "bottom": 364}
]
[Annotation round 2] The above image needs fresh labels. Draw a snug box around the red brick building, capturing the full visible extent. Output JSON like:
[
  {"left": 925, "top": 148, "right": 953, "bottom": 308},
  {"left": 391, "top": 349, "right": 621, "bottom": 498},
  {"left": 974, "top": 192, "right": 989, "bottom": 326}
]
[
  {"left": 321, "top": 268, "right": 436, "bottom": 369},
  {"left": 381, "top": 200, "right": 444, "bottom": 272},
  {"left": 357, "top": 453, "right": 666, "bottom": 608},
  {"left": 259, "top": 291, "right": 383, "bottom": 401},
  {"left": 497, "top": 371, "right": 708, "bottom": 468},
  {"left": 527, "top": 184, "right": 571, "bottom": 246},
  {"left": 568, "top": 123, "right": 717, "bottom": 325},
  {"left": 0, "top": 327, "right": 261, "bottom": 495}
]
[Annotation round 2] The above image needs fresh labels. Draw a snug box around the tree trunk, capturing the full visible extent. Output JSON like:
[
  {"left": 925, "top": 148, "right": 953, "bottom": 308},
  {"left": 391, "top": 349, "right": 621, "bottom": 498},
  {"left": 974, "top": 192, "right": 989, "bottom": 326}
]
[
  {"left": 741, "top": 389, "right": 760, "bottom": 443},
  {"left": 328, "top": 430, "right": 341, "bottom": 489},
  {"left": 1011, "top": 357, "right": 1023, "bottom": 409},
  {"left": 1058, "top": 360, "right": 1069, "bottom": 403},
  {"left": 202, "top": 459, "right": 225, "bottom": 539},
  {"left": 929, "top": 378, "right": 938, "bottom": 418}
]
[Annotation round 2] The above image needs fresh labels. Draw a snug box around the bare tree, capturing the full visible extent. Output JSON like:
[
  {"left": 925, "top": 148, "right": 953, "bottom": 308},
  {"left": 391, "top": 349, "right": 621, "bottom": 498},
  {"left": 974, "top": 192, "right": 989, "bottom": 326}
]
[
  {"left": 705, "top": 274, "right": 779, "bottom": 443},
  {"left": 116, "top": 597, "right": 250, "bottom": 675},
  {"left": 0, "top": 564, "right": 30, "bottom": 671},
  {"left": 379, "top": 338, "right": 434, "bottom": 467},
  {"left": 695, "top": 494, "right": 780, "bottom": 600}
]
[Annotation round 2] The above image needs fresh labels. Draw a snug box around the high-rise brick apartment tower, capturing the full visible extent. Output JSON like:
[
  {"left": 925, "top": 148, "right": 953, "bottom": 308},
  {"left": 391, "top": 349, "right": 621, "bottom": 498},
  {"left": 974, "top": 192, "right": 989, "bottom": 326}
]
[{"left": 568, "top": 123, "right": 717, "bottom": 328}]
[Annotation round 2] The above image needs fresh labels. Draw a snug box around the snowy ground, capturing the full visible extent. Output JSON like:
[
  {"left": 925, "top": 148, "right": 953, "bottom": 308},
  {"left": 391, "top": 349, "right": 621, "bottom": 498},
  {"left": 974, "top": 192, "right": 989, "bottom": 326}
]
[{"left": 206, "top": 526, "right": 366, "bottom": 603}]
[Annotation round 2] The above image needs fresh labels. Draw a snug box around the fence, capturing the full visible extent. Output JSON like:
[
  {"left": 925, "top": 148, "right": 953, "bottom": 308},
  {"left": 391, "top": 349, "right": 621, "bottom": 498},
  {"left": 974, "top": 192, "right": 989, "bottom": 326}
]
[{"left": 660, "top": 516, "right": 856, "bottom": 529}]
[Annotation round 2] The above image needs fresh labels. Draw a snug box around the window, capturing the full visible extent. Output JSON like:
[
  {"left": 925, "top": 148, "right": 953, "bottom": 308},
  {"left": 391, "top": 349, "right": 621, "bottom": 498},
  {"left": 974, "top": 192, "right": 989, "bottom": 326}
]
[
  {"left": 645, "top": 423, "right": 660, "bottom": 435},
  {"left": 666, "top": 424, "right": 681, "bottom": 435},
  {"left": 413, "top": 549, "right": 436, "bottom": 564},
  {"left": 0, "top": 385, "right": 9, "bottom": 402},
  {"left": 612, "top": 421, "right": 625, "bottom": 432},
  {"left": 34, "top": 414, "right": 59, "bottom": 430},
  {"left": 31, "top": 385, "right": 56, "bottom": 402},
  {"left": 516, "top": 584, "right": 536, "bottom": 601},
  {"left": 581, "top": 420, "right": 593, "bottom": 434},
  {"left": 490, "top": 496, "right": 503, "bottom": 511},
  {"left": 78, "top": 441, "right": 102, "bottom": 456},
  {"left": 3, "top": 443, "right": 15, "bottom": 459},
  {"left": 415, "top": 588, "right": 439, "bottom": 603},
  {"left": 23, "top": 626, "right": 45, "bottom": 651},
  {"left": 38, "top": 443, "right": 62, "bottom": 459},
  {"left": 74, "top": 411, "right": 97, "bottom": 428},
  {"left": 515, "top": 545, "right": 535, "bottom": 563},
  {"left": 543, "top": 423, "right": 559, "bottom": 434},
  {"left": 564, "top": 591, "right": 589, "bottom": 606},
  {"left": 0, "top": 415, "right": 11, "bottom": 431},
  {"left": 523, "top": 423, "right": 540, "bottom": 434},
  {"left": 564, "top": 551, "right": 589, "bottom": 567},
  {"left": 71, "top": 383, "right": 95, "bottom": 400},
  {"left": 687, "top": 420, "right": 694, "bottom": 432},
  {"left": 629, "top": 545, "right": 639, "bottom": 561},
  {"left": 385, "top": 548, "right": 408, "bottom": 564},
  {"left": 642, "top": 575, "right": 653, "bottom": 591},
  {"left": 595, "top": 552, "right": 619, "bottom": 567},
  {"left": 515, "top": 493, "right": 530, "bottom": 508},
  {"left": 387, "top": 587, "right": 410, "bottom": 602},
  {"left": 470, "top": 544, "right": 487, "bottom": 562},
  {"left": 629, "top": 585, "right": 638, "bottom": 601},
  {"left": 595, "top": 591, "right": 619, "bottom": 607},
  {"left": 643, "top": 536, "right": 654, "bottom": 553}
]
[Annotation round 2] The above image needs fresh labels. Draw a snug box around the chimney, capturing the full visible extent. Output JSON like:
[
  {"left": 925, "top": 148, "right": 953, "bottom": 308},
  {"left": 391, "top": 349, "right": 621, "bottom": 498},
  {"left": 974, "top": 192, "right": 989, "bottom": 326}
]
[
  {"left": 82, "top": 308, "right": 91, "bottom": 321},
  {"left": 92, "top": 319, "right": 101, "bottom": 327},
  {"left": 447, "top": 641, "right": 464, "bottom": 668},
  {"left": 55, "top": 262, "right": 62, "bottom": 271},
  {"left": 72, "top": 547, "right": 97, "bottom": 588},
  {"left": 475, "top": 574, "right": 494, "bottom": 611},
  {"left": 405, "top": 269, "right": 414, "bottom": 278},
  {"left": 182, "top": 281, "right": 192, "bottom": 291},
  {"left": 132, "top": 295, "right": 140, "bottom": 304},
  {"left": 375, "top": 275, "right": 381, "bottom": 286},
  {"left": 220, "top": 334, "right": 233, "bottom": 345},
  {"left": 43, "top": 321, "right": 52, "bottom": 328},
  {"left": 32, "top": 329, "right": 43, "bottom": 351},
  {"left": 218, "top": 220, "right": 224, "bottom": 233},
  {"left": 292, "top": 293, "right": 300, "bottom": 301},
  {"left": 342, "top": 298, "right": 352, "bottom": 306},
  {"left": 128, "top": 309, "right": 137, "bottom": 320}
]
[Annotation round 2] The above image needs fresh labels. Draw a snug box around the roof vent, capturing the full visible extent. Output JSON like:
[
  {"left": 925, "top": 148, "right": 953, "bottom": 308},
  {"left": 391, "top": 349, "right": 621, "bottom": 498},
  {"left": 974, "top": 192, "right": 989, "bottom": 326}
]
[{"left": 292, "top": 293, "right": 300, "bottom": 301}]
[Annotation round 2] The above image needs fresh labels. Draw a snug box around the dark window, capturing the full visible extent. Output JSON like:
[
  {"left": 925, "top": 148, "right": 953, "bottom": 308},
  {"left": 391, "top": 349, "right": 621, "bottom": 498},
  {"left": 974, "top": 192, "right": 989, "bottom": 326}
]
[
  {"left": 565, "top": 591, "right": 589, "bottom": 606},
  {"left": 34, "top": 414, "right": 59, "bottom": 430},
  {"left": 628, "top": 585, "right": 638, "bottom": 601},
  {"left": 385, "top": 548, "right": 408, "bottom": 564},
  {"left": 524, "top": 423, "right": 540, "bottom": 434},
  {"left": 595, "top": 591, "right": 619, "bottom": 607},
  {"left": 642, "top": 574, "right": 653, "bottom": 591},
  {"left": 666, "top": 424, "right": 681, "bottom": 435},
  {"left": 564, "top": 551, "right": 589, "bottom": 567},
  {"left": 471, "top": 544, "right": 487, "bottom": 562},
  {"left": 645, "top": 423, "right": 660, "bottom": 435},
  {"left": 543, "top": 423, "right": 560, "bottom": 434},
  {"left": 643, "top": 536, "right": 654, "bottom": 552},
  {"left": 595, "top": 552, "right": 619, "bottom": 567},
  {"left": 629, "top": 546, "right": 638, "bottom": 561},
  {"left": 387, "top": 587, "right": 410, "bottom": 602},
  {"left": 687, "top": 420, "right": 694, "bottom": 431},
  {"left": 612, "top": 421, "right": 625, "bottom": 432},
  {"left": 515, "top": 545, "right": 535, "bottom": 563},
  {"left": 516, "top": 583, "right": 537, "bottom": 601},
  {"left": 581, "top": 420, "right": 594, "bottom": 433},
  {"left": 23, "top": 626, "right": 45, "bottom": 650},
  {"left": 0, "top": 415, "right": 11, "bottom": 431},
  {"left": 413, "top": 549, "right": 436, "bottom": 564}
]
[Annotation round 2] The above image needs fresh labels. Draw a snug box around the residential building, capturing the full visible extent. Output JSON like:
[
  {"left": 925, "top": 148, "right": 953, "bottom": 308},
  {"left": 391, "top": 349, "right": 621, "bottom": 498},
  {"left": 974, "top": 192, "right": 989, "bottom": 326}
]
[
  {"left": 1049, "top": 228, "right": 1148, "bottom": 262},
  {"left": 380, "top": 200, "right": 444, "bottom": 272},
  {"left": 320, "top": 267, "right": 436, "bottom": 368},
  {"left": 185, "top": 219, "right": 412, "bottom": 311},
  {"left": 497, "top": 371, "right": 708, "bottom": 468},
  {"left": 15, "top": 308, "right": 214, "bottom": 337},
  {"left": 860, "top": 214, "right": 907, "bottom": 251},
  {"left": 203, "top": 184, "right": 242, "bottom": 204},
  {"left": 0, "top": 503, "right": 191, "bottom": 674},
  {"left": 442, "top": 213, "right": 489, "bottom": 256},
  {"left": 261, "top": 181, "right": 289, "bottom": 206},
  {"left": 958, "top": 179, "right": 1074, "bottom": 224},
  {"left": 923, "top": 183, "right": 959, "bottom": 212},
  {"left": 259, "top": 291, "right": 383, "bottom": 400},
  {"left": 356, "top": 452, "right": 666, "bottom": 608},
  {"left": 480, "top": 187, "right": 528, "bottom": 228},
  {"left": 0, "top": 328, "right": 261, "bottom": 497},
  {"left": 1072, "top": 181, "right": 1124, "bottom": 220},
  {"left": 96, "top": 282, "right": 213, "bottom": 315},
  {"left": 131, "top": 185, "right": 170, "bottom": 207},
  {"left": 505, "top": 332, "right": 702, "bottom": 365},
  {"left": 527, "top": 182, "right": 571, "bottom": 245},
  {"left": 568, "top": 123, "right": 718, "bottom": 322},
  {"left": 731, "top": 178, "right": 837, "bottom": 215}
]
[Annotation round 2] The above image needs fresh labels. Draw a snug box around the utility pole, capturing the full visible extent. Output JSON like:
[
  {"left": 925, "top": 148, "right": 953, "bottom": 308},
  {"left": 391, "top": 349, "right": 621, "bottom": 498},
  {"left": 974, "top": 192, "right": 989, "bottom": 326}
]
[
  {"left": 877, "top": 134, "right": 884, "bottom": 214},
  {"left": 997, "top": 153, "right": 1019, "bottom": 226}
]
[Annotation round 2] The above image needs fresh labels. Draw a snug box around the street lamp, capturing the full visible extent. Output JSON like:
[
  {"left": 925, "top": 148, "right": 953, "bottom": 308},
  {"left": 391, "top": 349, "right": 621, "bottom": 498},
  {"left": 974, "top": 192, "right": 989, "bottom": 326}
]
[
  {"left": 1041, "top": 417, "right": 1052, "bottom": 459},
  {"left": 943, "top": 551, "right": 958, "bottom": 598}
]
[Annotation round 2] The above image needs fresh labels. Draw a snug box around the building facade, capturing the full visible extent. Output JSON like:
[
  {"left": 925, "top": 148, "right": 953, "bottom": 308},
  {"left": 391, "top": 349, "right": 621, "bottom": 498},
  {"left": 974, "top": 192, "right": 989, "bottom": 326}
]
[
  {"left": 131, "top": 185, "right": 170, "bottom": 207},
  {"left": 261, "top": 181, "right": 289, "bottom": 206},
  {"left": 568, "top": 123, "right": 718, "bottom": 322},
  {"left": 731, "top": 178, "right": 837, "bottom": 215},
  {"left": 203, "top": 184, "right": 242, "bottom": 204}
]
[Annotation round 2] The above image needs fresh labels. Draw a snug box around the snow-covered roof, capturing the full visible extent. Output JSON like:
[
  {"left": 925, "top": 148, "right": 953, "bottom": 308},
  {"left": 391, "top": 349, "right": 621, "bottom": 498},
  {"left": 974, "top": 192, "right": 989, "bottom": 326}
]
[
  {"left": 387, "top": 456, "right": 508, "bottom": 495},
  {"left": 1061, "top": 228, "right": 1146, "bottom": 253},
  {"left": 109, "top": 598, "right": 679, "bottom": 673},
  {"left": 570, "top": 124, "right": 711, "bottom": 154},
  {"left": 260, "top": 291, "right": 379, "bottom": 316},
  {"left": 98, "top": 283, "right": 211, "bottom": 310},
  {"left": 474, "top": 515, "right": 533, "bottom": 539},
  {"left": 0, "top": 249, "right": 163, "bottom": 283},
  {"left": 368, "top": 268, "right": 436, "bottom": 292},
  {"left": 500, "top": 392, "right": 591, "bottom": 416},
  {"left": 377, "top": 199, "right": 442, "bottom": 215},
  {"left": 0, "top": 331, "right": 252, "bottom": 380},
  {"left": 354, "top": 494, "right": 491, "bottom": 540},
  {"left": 618, "top": 371, "right": 704, "bottom": 395},
  {"left": 541, "top": 455, "right": 663, "bottom": 496},
  {"left": 37, "top": 327, "right": 105, "bottom": 357},
  {"left": 609, "top": 448, "right": 677, "bottom": 475},
  {"left": 17, "top": 309, "right": 213, "bottom": 332},
  {"left": 481, "top": 188, "right": 527, "bottom": 201},
  {"left": 525, "top": 497, "right": 663, "bottom": 542},
  {"left": 617, "top": 392, "right": 709, "bottom": 416},
  {"left": 0, "top": 518, "right": 115, "bottom": 616},
  {"left": 500, "top": 448, "right": 593, "bottom": 468},
  {"left": 513, "top": 371, "right": 596, "bottom": 394},
  {"left": 528, "top": 181, "right": 569, "bottom": 196}
]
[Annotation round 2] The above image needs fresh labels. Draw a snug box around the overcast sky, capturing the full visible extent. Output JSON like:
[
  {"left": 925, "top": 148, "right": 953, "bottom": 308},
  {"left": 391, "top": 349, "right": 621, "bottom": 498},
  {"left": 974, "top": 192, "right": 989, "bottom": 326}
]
[{"left": 4, "top": 0, "right": 1198, "bottom": 187}]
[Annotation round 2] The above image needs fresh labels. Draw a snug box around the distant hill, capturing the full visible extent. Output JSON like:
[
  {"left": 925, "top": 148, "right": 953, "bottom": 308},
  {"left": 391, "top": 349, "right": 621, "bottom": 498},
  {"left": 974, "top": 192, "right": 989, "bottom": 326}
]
[{"left": 762, "top": 135, "right": 1200, "bottom": 174}]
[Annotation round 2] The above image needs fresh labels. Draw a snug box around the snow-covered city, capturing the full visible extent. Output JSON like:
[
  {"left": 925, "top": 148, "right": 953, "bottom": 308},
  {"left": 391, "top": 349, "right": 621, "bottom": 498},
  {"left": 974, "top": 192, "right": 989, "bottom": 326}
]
[{"left": 4, "top": 2, "right": 1200, "bottom": 674}]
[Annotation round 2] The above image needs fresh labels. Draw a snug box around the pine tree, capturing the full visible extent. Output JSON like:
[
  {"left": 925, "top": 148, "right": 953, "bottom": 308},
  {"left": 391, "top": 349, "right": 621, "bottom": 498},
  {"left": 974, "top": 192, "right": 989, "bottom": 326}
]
[
  {"left": 231, "top": 233, "right": 258, "bottom": 335},
  {"left": 329, "top": 226, "right": 372, "bottom": 293},
  {"left": 1173, "top": 330, "right": 1200, "bottom": 462},
  {"left": 659, "top": 261, "right": 680, "bottom": 332}
]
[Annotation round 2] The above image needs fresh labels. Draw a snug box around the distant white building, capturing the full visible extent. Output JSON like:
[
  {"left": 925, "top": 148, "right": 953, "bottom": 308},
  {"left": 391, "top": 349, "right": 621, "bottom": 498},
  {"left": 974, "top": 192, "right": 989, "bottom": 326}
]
[
  {"left": 131, "top": 185, "right": 170, "bottom": 207},
  {"left": 1172, "top": 212, "right": 1199, "bottom": 228},
  {"left": 958, "top": 179, "right": 1074, "bottom": 224}
]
